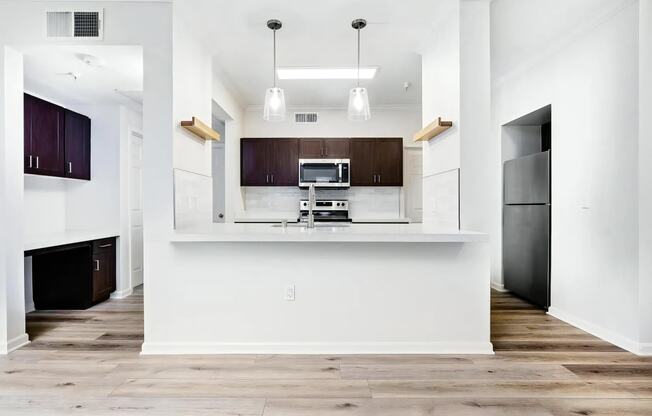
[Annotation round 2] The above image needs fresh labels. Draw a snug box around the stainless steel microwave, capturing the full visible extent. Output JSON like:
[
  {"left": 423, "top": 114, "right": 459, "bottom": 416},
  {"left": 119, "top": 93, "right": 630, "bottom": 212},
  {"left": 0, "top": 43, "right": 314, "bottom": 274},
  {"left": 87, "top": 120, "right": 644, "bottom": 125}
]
[{"left": 298, "top": 159, "right": 350, "bottom": 188}]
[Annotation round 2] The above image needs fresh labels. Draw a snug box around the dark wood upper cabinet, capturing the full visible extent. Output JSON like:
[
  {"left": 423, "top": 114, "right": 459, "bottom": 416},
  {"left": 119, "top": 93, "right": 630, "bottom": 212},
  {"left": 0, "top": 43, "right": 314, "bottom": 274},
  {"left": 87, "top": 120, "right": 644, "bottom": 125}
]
[
  {"left": 241, "top": 138, "right": 299, "bottom": 186},
  {"left": 374, "top": 138, "right": 403, "bottom": 186},
  {"left": 64, "top": 110, "right": 91, "bottom": 180},
  {"left": 351, "top": 138, "right": 403, "bottom": 186},
  {"left": 350, "top": 139, "right": 376, "bottom": 186},
  {"left": 241, "top": 138, "right": 269, "bottom": 186},
  {"left": 299, "top": 138, "right": 350, "bottom": 159},
  {"left": 24, "top": 94, "right": 65, "bottom": 177},
  {"left": 24, "top": 93, "right": 91, "bottom": 180},
  {"left": 241, "top": 137, "right": 401, "bottom": 187},
  {"left": 270, "top": 138, "right": 299, "bottom": 185},
  {"left": 299, "top": 138, "right": 324, "bottom": 158},
  {"left": 323, "top": 138, "right": 350, "bottom": 158}
]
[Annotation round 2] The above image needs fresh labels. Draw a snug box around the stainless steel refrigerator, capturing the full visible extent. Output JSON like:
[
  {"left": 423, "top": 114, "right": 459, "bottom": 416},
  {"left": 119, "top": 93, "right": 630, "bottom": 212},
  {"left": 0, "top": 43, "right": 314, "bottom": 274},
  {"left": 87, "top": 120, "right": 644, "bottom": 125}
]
[{"left": 503, "top": 150, "right": 551, "bottom": 309}]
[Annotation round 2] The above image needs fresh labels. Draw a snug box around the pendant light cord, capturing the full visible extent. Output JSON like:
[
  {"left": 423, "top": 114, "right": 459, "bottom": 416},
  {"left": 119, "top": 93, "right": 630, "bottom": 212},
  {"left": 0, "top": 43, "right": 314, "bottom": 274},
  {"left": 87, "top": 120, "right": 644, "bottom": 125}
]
[
  {"left": 273, "top": 29, "right": 277, "bottom": 88},
  {"left": 357, "top": 28, "right": 361, "bottom": 88}
]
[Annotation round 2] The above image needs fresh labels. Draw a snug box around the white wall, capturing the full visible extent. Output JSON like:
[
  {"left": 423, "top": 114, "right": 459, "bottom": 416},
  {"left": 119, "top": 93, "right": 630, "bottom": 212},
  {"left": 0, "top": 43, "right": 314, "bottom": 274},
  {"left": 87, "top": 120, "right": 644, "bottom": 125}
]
[
  {"left": 0, "top": 47, "right": 28, "bottom": 352},
  {"left": 24, "top": 176, "right": 67, "bottom": 236},
  {"left": 491, "top": 0, "right": 644, "bottom": 352},
  {"left": 244, "top": 106, "right": 421, "bottom": 148},
  {"left": 459, "top": 0, "right": 492, "bottom": 235},
  {"left": 420, "top": 0, "right": 460, "bottom": 228},
  {"left": 639, "top": 0, "right": 652, "bottom": 350},
  {"left": 419, "top": 0, "right": 491, "bottom": 232}
]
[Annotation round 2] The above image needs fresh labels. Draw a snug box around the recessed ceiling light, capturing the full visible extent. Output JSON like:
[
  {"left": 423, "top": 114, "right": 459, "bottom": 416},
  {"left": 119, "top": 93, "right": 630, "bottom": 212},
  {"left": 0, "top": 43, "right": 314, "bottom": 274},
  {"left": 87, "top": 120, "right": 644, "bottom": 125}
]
[{"left": 277, "top": 67, "right": 378, "bottom": 80}]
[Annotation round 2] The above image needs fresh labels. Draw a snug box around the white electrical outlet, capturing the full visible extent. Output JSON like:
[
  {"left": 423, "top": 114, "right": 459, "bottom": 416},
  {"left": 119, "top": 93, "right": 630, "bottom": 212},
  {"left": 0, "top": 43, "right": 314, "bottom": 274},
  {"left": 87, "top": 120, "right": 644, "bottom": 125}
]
[{"left": 285, "top": 284, "right": 296, "bottom": 301}]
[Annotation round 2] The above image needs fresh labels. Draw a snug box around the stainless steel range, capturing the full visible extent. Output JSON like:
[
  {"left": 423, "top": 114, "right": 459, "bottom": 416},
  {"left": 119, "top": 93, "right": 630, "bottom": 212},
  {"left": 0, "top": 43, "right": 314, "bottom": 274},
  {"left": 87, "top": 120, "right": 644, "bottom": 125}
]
[{"left": 299, "top": 199, "right": 350, "bottom": 223}]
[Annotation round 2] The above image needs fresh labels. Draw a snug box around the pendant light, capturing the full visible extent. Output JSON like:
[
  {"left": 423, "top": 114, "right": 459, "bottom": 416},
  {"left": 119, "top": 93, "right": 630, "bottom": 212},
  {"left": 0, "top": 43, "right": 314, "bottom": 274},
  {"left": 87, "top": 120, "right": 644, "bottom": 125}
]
[
  {"left": 348, "top": 18, "right": 371, "bottom": 121},
  {"left": 263, "top": 19, "right": 286, "bottom": 122}
]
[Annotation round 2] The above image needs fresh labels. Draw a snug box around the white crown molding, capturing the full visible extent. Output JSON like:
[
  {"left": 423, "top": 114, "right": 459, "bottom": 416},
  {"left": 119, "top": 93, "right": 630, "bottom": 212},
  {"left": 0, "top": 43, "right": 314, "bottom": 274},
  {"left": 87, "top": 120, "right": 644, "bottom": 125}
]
[{"left": 245, "top": 103, "right": 421, "bottom": 113}]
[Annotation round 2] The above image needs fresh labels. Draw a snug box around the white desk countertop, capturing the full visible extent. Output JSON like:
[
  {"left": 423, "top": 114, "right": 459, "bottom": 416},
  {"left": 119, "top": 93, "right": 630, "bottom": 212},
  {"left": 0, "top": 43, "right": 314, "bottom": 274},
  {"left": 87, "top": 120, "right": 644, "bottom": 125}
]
[
  {"left": 24, "top": 230, "right": 120, "bottom": 251},
  {"left": 172, "top": 223, "right": 487, "bottom": 243}
]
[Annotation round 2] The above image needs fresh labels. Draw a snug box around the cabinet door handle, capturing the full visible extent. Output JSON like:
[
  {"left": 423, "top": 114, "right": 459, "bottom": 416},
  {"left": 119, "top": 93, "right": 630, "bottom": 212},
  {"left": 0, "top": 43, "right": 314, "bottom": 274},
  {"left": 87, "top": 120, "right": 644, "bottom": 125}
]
[
  {"left": 29, "top": 155, "right": 33, "bottom": 168},
  {"left": 95, "top": 260, "right": 100, "bottom": 271},
  {"left": 378, "top": 174, "right": 381, "bottom": 184},
  {"left": 99, "top": 243, "right": 112, "bottom": 248},
  {"left": 35, "top": 156, "right": 39, "bottom": 169},
  {"left": 271, "top": 174, "right": 274, "bottom": 184},
  {"left": 373, "top": 174, "right": 377, "bottom": 183},
  {"left": 266, "top": 174, "right": 269, "bottom": 184},
  {"left": 68, "top": 162, "right": 72, "bottom": 173}
]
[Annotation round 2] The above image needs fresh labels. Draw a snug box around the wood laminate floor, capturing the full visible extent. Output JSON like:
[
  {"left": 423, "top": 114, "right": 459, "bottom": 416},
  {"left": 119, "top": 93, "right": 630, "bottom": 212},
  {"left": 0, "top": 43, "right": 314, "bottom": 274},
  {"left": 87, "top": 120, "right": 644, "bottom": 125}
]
[{"left": 1, "top": 287, "right": 651, "bottom": 415}]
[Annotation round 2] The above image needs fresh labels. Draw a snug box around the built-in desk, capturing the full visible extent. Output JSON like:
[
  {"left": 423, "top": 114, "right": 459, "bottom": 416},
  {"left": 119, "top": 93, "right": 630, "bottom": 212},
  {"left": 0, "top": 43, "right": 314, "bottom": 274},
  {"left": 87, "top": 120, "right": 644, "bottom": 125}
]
[{"left": 25, "top": 231, "right": 118, "bottom": 310}]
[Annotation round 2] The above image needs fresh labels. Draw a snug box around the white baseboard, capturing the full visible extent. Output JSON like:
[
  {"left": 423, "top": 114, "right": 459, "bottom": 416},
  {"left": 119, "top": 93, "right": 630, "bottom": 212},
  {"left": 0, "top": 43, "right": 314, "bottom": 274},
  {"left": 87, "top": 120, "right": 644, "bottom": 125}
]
[
  {"left": 491, "top": 282, "right": 508, "bottom": 292},
  {"left": 1, "top": 333, "right": 30, "bottom": 355},
  {"left": 25, "top": 302, "right": 35, "bottom": 314},
  {"left": 141, "top": 341, "right": 495, "bottom": 355},
  {"left": 111, "top": 288, "right": 133, "bottom": 299},
  {"left": 548, "top": 306, "right": 647, "bottom": 356}
]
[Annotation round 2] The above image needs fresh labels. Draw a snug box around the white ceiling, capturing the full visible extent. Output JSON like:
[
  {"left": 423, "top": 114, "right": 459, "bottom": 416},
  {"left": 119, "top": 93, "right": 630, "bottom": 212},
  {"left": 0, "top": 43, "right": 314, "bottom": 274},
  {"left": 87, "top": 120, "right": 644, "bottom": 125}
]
[
  {"left": 18, "top": 45, "right": 143, "bottom": 109},
  {"left": 178, "top": 0, "right": 439, "bottom": 107}
]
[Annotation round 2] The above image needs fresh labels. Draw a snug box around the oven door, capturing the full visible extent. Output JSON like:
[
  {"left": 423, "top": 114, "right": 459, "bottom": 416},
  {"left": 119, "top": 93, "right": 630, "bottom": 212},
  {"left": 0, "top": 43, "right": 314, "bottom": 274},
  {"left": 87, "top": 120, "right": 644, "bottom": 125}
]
[{"left": 299, "top": 159, "right": 349, "bottom": 187}]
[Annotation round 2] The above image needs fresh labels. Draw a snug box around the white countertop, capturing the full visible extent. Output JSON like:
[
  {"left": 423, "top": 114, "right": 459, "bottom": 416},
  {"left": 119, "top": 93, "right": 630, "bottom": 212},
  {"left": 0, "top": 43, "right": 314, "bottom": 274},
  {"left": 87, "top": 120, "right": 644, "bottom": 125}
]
[
  {"left": 24, "top": 230, "right": 120, "bottom": 252},
  {"left": 171, "top": 223, "right": 487, "bottom": 243}
]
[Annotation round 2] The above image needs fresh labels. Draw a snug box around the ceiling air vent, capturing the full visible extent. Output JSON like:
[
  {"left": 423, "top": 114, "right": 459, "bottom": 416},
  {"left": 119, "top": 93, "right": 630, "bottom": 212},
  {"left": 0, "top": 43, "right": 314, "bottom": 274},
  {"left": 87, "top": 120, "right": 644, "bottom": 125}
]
[
  {"left": 294, "top": 112, "right": 318, "bottom": 124},
  {"left": 46, "top": 9, "right": 103, "bottom": 39}
]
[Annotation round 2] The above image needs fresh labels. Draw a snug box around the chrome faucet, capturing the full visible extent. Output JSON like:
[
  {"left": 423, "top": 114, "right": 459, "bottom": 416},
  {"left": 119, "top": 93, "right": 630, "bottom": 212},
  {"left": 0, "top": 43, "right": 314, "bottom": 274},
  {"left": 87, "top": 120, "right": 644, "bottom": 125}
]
[{"left": 307, "top": 183, "right": 316, "bottom": 228}]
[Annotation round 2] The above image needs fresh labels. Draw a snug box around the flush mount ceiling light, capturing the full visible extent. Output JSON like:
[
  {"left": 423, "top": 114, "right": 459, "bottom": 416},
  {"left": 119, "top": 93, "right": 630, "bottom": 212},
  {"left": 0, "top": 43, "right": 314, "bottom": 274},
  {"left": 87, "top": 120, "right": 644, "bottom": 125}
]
[
  {"left": 263, "top": 19, "right": 286, "bottom": 122},
  {"left": 277, "top": 66, "right": 378, "bottom": 80},
  {"left": 348, "top": 18, "right": 371, "bottom": 121}
]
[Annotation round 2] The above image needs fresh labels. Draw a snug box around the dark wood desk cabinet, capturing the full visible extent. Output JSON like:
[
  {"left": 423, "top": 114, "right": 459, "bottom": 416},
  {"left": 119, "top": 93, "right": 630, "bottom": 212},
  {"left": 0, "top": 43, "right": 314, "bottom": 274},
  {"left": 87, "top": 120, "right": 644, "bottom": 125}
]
[
  {"left": 24, "top": 93, "right": 91, "bottom": 180},
  {"left": 29, "top": 237, "right": 116, "bottom": 310}
]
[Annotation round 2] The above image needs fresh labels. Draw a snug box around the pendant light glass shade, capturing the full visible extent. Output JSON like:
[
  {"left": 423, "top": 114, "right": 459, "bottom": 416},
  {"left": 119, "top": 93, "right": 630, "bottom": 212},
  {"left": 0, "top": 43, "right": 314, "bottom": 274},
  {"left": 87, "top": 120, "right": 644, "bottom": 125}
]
[
  {"left": 348, "top": 87, "right": 371, "bottom": 121},
  {"left": 348, "top": 18, "right": 370, "bottom": 121},
  {"left": 263, "top": 87, "right": 286, "bottom": 122},
  {"left": 263, "top": 19, "right": 286, "bottom": 122}
]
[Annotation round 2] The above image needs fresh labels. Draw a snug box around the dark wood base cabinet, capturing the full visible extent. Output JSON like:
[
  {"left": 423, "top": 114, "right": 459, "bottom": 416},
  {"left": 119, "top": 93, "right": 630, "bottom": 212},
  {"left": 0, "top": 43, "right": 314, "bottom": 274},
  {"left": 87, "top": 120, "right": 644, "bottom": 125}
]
[{"left": 31, "top": 238, "right": 116, "bottom": 310}]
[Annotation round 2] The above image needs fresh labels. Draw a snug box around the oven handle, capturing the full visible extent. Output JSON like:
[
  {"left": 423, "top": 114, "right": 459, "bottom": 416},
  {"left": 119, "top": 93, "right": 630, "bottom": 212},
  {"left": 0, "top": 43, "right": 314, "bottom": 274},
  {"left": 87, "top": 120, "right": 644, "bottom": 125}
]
[{"left": 338, "top": 164, "right": 342, "bottom": 182}]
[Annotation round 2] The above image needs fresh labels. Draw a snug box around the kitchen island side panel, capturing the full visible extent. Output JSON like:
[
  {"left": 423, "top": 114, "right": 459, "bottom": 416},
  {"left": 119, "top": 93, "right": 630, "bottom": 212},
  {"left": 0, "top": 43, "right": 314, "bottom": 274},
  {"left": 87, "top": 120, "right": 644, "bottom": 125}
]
[{"left": 142, "top": 241, "right": 491, "bottom": 354}]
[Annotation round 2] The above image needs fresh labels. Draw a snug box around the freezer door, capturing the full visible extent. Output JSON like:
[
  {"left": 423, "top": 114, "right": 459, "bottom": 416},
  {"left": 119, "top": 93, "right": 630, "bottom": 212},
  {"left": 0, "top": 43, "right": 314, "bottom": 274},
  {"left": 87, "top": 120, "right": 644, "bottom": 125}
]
[
  {"left": 504, "top": 151, "right": 550, "bottom": 204},
  {"left": 503, "top": 204, "right": 550, "bottom": 308}
]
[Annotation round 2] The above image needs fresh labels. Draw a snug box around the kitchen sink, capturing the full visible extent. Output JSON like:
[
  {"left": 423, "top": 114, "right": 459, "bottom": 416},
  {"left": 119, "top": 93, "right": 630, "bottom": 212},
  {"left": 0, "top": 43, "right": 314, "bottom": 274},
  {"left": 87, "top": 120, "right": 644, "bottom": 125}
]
[{"left": 271, "top": 222, "right": 351, "bottom": 228}]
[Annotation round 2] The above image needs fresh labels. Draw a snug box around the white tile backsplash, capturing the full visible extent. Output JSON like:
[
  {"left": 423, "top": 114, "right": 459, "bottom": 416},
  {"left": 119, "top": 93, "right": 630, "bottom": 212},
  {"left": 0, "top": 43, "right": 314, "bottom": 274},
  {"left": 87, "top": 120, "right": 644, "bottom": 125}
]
[
  {"left": 423, "top": 169, "right": 459, "bottom": 229},
  {"left": 174, "top": 169, "right": 213, "bottom": 229},
  {"left": 242, "top": 187, "right": 402, "bottom": 220}
]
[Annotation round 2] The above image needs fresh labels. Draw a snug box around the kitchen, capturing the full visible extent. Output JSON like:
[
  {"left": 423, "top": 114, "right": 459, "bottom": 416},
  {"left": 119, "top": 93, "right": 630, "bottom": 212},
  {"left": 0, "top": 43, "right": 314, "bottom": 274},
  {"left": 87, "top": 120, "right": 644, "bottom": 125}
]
[{"left": 0, "top": 0, "right": 651, "bottom": 414}]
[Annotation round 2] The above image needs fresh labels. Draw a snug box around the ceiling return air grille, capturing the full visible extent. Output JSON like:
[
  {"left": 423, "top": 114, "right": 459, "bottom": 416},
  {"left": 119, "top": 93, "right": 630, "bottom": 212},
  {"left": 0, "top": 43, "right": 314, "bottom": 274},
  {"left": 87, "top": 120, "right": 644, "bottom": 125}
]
[
  {"left": 294, "top": 112, "right": 318, "bottom": 124},
  {"left": 46, "top": 9, "right": 103, "bottom": 39}
]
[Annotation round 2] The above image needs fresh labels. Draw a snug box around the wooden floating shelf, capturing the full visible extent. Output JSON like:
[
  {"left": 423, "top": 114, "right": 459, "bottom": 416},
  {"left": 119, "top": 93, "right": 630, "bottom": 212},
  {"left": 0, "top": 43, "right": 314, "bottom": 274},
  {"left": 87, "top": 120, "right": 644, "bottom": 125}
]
[
  {"left": 413, "top": 117, "right": 453, "bottom": 142},
  {"left": 180, "top": 117, "right": 221, "bottom": 141}
]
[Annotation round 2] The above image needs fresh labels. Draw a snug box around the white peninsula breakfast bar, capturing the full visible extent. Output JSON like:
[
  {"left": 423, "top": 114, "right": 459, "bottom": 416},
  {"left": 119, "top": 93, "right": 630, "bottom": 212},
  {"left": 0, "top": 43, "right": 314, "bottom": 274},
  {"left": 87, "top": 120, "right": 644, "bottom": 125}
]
[{"left": 141, "top": 223, "right": 492, "bottom": 355}]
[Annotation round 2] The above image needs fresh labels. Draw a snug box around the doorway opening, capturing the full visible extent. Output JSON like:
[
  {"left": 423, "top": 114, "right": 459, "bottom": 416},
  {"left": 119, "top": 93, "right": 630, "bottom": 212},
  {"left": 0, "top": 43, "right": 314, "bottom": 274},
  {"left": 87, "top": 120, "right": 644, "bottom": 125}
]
[
  {"left": 211, "top": 100, "right": 231, "bottom": 223},
  {"left": 16, "top": 44, "right": 145, "bottom": 351}
]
